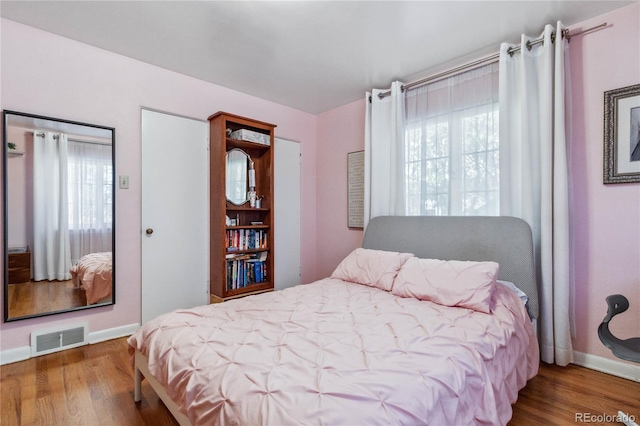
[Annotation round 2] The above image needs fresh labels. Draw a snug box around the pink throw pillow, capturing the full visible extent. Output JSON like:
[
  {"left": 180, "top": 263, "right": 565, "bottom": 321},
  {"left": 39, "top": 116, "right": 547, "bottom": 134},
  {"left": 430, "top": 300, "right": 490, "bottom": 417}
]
[
  {"left": 392, "top": 257, "right": 498, "bottom": 313},
  {"left": 331, "top": 248, "right": 414, "bottom": 291}
]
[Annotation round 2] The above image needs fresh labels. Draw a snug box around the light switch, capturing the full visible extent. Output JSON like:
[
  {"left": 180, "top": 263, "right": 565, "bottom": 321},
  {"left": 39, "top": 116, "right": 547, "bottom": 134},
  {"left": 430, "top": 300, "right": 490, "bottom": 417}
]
[{"left": 119, "top": 175, "right": 130, "bottom": 189}]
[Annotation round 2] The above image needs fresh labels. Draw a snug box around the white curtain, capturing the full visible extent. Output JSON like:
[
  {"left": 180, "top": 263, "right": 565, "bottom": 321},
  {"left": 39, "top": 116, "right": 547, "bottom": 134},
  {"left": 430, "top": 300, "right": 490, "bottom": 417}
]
[
  {"left": 67, "top": 140, "right": 113, "bottom": 263},
  {"left": 499, "top": 22, "right": 573, "bottom": 365},
  {"left": 364, "top": 81, "right": 406, "bottom": 228},
  {"left": 33, "top": 131, "right": 72, "bottom": 281},
  {"left": 404, "top": 63, "right": 500, "bottom": 216}
]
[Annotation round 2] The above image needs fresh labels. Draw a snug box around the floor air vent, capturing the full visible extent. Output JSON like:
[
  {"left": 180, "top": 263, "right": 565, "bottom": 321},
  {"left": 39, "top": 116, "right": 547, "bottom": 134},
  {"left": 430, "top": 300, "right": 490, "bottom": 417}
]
[{"left": 31, "top": 322, "right": 88, "bottom": 357}]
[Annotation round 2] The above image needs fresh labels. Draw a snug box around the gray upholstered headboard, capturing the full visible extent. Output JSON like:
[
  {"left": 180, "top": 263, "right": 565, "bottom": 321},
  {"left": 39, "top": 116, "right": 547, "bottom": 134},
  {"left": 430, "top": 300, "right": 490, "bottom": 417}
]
[{"left": 362, "top": 216, "right": 538, "bottom": 320}]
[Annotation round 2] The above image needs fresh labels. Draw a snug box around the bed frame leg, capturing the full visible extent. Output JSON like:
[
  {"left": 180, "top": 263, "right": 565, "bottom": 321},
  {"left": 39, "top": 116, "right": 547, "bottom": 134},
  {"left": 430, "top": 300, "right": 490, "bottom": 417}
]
[{"left": 134, "top": 366, "right": 142, "bottom": 402}]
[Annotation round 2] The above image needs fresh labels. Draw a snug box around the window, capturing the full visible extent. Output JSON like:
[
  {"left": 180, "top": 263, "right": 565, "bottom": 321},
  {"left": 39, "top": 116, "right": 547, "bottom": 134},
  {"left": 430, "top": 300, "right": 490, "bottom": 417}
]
[{"left": 404, "top": 62, "right": 499, "bottom": 216}]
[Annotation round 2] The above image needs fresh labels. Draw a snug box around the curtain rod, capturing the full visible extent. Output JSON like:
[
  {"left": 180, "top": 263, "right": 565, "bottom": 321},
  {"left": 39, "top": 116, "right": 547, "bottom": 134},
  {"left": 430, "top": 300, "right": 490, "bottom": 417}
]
[{"left": 373, "top": 22, "right": 607, "bottom": 101}]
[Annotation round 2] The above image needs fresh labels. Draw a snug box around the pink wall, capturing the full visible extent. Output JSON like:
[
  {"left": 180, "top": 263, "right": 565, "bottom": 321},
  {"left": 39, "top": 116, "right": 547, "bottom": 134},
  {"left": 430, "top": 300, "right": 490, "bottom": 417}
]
[
  {"left": 315, "top": 100, "right": 366, "bottom": 279},
  {"left": 568, "top": 3, "right": 640, "bottom": 361},
  {"left": 314, "top": 3, "right": 640, "bottom": 364},
  {"left": 0, "top": 19, "right": 317, "bottom": 351}
]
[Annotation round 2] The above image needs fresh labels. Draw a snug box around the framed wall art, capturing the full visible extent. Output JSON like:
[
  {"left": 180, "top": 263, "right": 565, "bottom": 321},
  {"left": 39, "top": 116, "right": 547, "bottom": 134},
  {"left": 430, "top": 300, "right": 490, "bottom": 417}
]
[
  {"left": 347, "top": 150, "right": 364, "bottom": 228},
  {"left": 604, "top": 83, "right": 640, "bottom": 184}
]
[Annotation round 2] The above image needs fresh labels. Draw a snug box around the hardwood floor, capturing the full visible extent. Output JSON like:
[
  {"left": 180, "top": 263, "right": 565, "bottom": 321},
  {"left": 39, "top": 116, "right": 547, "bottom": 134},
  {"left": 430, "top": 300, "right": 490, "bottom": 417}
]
[
  {"left": 1, "top": 338, "right": 177, "bottom": 426},
  {"left": 1, "top": 337, "right": 638, "bottom": 425},
  {"left": 511, "top": 362, "right": 639, "bottom": 425}
]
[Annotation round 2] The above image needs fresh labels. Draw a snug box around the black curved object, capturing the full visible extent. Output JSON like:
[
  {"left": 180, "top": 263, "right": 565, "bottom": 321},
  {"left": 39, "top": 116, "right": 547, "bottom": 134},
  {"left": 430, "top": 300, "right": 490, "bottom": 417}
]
[{"left": 598, "top": 294, "right": 640, "bottom": 363}]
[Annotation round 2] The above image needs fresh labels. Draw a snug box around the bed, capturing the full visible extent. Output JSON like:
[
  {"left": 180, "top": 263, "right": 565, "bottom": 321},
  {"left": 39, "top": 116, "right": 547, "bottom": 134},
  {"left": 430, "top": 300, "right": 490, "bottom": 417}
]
[
  {"left": 69, "top": 251, "right": 113, "bottom": 305},
  {"left": 128, "top": 216, "right": 539, "bottom": 425}
]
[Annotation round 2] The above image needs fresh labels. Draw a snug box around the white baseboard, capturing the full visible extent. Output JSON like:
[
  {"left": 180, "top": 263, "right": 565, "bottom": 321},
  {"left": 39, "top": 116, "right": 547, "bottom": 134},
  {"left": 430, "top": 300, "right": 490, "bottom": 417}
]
[
  {"left": 0, "top": 345, "right": 32, "bottom": 366},
  {"left": 88, "top": 323, "right": 140, "bottom": 344},
  {"left": 0, "top": 322, "right": 141, "bottom": 366},
  {"left": 573, "top": 351, "right": 640, "bottom": 382}
]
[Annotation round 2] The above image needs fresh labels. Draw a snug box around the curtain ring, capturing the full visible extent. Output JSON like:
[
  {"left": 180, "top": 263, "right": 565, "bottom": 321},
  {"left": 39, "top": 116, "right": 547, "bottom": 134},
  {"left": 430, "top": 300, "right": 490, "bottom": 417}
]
[{"left": 525, "top": 40, "right": 533, "bottom": 51}]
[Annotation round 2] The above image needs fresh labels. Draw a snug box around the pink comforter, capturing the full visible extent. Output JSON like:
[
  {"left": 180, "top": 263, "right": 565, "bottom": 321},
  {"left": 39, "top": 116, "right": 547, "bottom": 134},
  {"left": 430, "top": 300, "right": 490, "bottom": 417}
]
[
  {"left": 69, "top": 252, "right": 112, "bottom": 304},
  {"left": 128, "top": 278, "right": 538, "bottom": 425}
]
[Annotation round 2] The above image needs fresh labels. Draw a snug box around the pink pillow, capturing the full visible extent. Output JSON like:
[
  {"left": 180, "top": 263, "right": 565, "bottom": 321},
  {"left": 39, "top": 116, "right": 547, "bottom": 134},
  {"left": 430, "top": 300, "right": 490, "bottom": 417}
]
[
  {"left": 331, "top": 248, "right": 414, "bottom": 291},
  {"left": 392, "top": 257, "right": 498, "bottom": 313}
]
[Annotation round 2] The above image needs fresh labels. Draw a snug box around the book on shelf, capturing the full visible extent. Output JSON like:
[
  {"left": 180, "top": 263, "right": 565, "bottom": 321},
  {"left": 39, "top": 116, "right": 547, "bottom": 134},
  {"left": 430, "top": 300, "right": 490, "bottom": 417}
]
[
  {"left": 226, "top": 229, "right": 268, "bottom": 251},
  {"left": 225, "top": 253, "right": 268, "bottom": 290}
]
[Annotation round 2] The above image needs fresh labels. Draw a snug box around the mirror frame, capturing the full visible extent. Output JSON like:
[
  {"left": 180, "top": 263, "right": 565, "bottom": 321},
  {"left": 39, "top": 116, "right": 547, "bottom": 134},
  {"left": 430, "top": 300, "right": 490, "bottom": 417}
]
[{"left": 3, "top": 110, "right": 116, "bottom": 322}]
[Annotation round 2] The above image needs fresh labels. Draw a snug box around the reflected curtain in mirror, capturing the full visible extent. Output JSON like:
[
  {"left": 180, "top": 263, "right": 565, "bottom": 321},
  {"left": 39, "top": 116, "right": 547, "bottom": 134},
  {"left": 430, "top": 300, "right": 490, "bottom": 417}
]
[
  {"left": 33, "top": 131, "right": 72, "bottom": 281},
  {"left": 3, "top": 110, "right": 115, "bottom": 321}
]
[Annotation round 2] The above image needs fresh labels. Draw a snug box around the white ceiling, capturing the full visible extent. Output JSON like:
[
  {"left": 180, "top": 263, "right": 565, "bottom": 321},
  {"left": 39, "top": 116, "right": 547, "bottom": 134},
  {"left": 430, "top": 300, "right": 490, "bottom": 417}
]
[{"left": 0, "top": 1, "right": 634, "bottom": 114}]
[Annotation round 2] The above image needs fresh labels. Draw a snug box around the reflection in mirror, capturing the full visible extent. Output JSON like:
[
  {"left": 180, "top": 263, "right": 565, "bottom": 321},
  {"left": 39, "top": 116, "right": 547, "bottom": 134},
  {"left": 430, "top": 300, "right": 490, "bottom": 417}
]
[
  {"left": 3, "top": 110, "right": 115, "bottom": 321},
  {"left": 225, "top": 148, "right": 252, "bottom": 205}
]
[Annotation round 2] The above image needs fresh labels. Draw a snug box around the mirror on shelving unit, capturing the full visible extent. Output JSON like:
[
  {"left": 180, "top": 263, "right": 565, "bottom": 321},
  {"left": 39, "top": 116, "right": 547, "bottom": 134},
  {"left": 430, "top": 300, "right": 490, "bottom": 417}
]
[
  {"left": 225, "top": 148, "right": 253, "bottom": 205},
  {"left": 3, "top": 110, "right": 116, "bottom": 322}
]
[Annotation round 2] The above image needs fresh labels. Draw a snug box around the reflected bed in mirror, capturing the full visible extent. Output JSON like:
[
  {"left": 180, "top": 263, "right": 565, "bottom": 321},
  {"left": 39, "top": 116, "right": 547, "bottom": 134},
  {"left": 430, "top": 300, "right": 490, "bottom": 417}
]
[{"left": 3, "top": 110, "right": 115, "bottom": 321}]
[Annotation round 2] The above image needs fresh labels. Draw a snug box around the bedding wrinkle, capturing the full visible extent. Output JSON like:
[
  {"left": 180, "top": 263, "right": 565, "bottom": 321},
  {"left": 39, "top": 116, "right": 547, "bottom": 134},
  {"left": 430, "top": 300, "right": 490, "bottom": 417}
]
[{"left": 128, "top": 277, "right": 538, "bottom": 425}]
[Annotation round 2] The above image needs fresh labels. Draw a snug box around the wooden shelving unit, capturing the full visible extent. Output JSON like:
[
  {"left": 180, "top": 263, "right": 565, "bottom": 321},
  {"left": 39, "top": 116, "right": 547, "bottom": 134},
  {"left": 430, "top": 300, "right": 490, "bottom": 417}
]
[{"left": 209, "top": 112, "right": 276, "bottom": 303}]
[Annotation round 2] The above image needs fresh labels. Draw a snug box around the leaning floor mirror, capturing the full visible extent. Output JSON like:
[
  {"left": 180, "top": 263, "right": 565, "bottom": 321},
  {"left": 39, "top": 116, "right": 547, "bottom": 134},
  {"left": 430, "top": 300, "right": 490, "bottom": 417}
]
[{"left": 3, "top": 110, "right": 116, "bottom": 321}]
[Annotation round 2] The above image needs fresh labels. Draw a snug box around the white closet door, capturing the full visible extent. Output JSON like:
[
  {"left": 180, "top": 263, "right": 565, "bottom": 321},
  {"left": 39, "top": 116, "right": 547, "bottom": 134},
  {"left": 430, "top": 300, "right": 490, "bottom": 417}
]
[
  {"left": 141, "top": 109, "right": 209, "bottom": 323},
  {"left": 274, "top": 138, "right": 301, "bottom": 290}
]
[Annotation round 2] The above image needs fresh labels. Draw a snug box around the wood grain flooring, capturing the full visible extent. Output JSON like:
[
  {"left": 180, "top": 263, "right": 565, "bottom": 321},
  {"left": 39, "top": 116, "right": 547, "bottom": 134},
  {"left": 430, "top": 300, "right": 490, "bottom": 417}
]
[
  {"left": 1, "top": 338, "right": 176, "bottom": 426},
  {"left": 511, "top": 362, "right": 639, "bottom": 425},
  {"left": 1, "top": 336, "right": 638, "bottom": 425}
]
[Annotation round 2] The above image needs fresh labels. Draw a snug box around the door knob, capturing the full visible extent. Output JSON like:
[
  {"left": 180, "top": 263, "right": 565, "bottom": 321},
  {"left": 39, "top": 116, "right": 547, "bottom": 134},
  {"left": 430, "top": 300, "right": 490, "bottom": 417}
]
[{"left": 145, "top": 228, "right": 154, "bottom": 235}]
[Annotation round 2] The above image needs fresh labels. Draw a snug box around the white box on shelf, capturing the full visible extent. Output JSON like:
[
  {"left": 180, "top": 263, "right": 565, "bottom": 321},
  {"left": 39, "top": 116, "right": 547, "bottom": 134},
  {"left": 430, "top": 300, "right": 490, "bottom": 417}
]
[{"left": 230, "top": 129, "right": 270, "bottom": 145}]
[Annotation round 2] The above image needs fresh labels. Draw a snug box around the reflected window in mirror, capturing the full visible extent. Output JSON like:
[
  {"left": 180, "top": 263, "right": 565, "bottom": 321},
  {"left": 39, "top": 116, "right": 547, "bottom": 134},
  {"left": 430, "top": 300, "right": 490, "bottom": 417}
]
[{"left": 3, "top": 110, "right": 116, "bottom": 322}]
